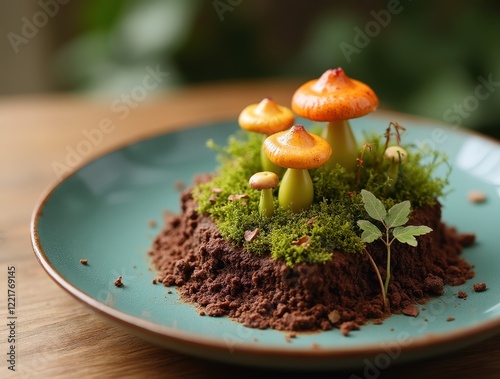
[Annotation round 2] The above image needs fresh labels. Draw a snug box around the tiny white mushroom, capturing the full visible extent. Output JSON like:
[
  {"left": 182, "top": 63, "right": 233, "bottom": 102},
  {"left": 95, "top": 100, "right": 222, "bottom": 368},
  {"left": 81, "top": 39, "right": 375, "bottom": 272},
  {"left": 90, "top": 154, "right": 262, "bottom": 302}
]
[
  {"left": 249, "top": 171, "right": 279, "bottom": 217},
  {"left": 384, "top": 146, "right": 408, "bottom": 192}
]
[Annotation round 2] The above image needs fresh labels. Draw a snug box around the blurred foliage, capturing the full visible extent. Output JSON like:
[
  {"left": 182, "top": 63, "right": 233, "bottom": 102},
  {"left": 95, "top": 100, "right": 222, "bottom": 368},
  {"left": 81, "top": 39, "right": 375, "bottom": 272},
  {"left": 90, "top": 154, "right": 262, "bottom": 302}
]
[{"left": 52, "top": 0, "right": 500, "bottom": 138}]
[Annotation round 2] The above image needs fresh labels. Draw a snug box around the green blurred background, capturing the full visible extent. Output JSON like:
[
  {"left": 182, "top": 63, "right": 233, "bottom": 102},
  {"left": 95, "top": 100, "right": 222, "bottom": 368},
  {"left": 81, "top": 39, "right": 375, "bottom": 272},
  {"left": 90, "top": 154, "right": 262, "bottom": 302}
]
[{"left": 2, "top": 0, "right": 499, "bottom": 138}]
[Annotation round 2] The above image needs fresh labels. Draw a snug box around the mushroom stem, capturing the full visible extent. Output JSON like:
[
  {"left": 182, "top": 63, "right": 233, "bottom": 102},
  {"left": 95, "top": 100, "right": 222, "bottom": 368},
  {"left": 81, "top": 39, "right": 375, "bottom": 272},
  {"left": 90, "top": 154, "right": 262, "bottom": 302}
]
[
  {"left": 323, "top": 120, "right": 358, "bottom": 170},
  {"left": 278, "top": 168, "right": 314, "bottom": 213},
  {"left": 260, "top": 142, "right": 285, "bottom": 176},
  {"left": 259, "top": 188, "right": 275, "bottom": 217},
  {"left": 249, "top": 171, "right": 279, "bottom": 217}
]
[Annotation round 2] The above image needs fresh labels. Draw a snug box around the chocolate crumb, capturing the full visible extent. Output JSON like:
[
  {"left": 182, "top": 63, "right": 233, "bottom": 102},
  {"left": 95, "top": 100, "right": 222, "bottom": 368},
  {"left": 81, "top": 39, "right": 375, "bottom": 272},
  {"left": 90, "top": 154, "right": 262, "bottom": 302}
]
[
  {"left": 175, "top": 181, "right": 186, "bottom": 191},
  {"left": 114, "top": 276, "right": 124, "bottom": 287},
  {"left": 402, "top": 305, "right": 419, "bottom": 317},
  {"left": 199, "top": 310, "right": 206, "bottom": 316},
  {"left": 473, "top": 282, "right": 487, "bottom": 292},
  {"left": 285, "top": 332, "right": 297, "bottom": 343},
  {"left": 167, "top": 290, "right": 172, "bottom": 294},
  {"left": 447, "top": 317, "right": 455, "bottom": 322},
  {"left": 390, "top": 328, "right": 394, "bottom": 332},
  {"left": 152, "top": 279, "right": 157, "bottom": 284},
  {"left": 457, "top": 233, "right": 476, "bottom": 247},
  {"left": 468, "top": 190, "right": 486, "bottom": 203},
  {"left": 421, "top": 307, "right": 427, "bottom": 311},
  {"left": 457, "top": 291, "right": 467, "bottom": 299},
  {"left": 328, "top": 310, "right": 341, "bottom": 325},
  {"left": 339, "top": 321, "right": 360, "bottom": 336},
  {"left": 79, "top": 259, "right": 88, "bottom": 265}
]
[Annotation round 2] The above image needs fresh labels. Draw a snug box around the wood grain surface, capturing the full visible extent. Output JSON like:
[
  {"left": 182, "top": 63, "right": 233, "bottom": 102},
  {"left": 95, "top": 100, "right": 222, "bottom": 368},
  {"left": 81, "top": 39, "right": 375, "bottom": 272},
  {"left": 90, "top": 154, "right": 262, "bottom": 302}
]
[{"left": 1, "top": 80, "right": 499, "bottom": 379}]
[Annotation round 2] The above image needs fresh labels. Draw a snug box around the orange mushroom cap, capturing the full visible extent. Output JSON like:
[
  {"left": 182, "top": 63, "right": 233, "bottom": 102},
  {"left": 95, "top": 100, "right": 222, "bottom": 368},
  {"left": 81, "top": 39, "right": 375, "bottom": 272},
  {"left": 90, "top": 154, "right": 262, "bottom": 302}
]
[
  {"left": 238, "top": 97, "right": 295, "bottom": 135},
  {"left": 291, "top": 68, "right": 379, "bottom": 122},
  {"left": 263, "top": 125, "right": 332, "bottom": 169}
]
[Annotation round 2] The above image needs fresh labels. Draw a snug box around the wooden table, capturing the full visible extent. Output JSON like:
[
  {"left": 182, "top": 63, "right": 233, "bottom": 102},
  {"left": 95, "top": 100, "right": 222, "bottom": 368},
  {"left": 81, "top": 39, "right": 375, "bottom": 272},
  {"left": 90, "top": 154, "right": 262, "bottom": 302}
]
[{"left": 1, "top": 80, "right": 499, "bottom": 378}]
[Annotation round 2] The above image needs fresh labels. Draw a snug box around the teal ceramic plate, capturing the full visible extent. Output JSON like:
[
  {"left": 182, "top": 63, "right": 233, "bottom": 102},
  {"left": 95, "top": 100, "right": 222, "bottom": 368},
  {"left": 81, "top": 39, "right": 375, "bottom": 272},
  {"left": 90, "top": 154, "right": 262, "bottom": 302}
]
[{"left": 31, "top": 112, "right": 500, "bottom": 371}]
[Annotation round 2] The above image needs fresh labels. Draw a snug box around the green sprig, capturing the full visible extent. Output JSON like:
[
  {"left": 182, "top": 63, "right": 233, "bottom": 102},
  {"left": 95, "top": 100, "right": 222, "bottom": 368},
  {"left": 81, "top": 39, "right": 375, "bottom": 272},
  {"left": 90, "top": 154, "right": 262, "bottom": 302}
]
[{"left": 357, "top": 189, "right": 432, "bottom": 308}]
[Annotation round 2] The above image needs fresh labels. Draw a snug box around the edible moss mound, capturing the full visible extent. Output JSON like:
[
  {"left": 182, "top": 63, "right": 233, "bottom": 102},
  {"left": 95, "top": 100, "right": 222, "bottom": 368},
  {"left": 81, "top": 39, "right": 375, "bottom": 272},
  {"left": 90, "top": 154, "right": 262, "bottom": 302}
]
[{"left": 193, "top": 125, "right": 449, "bottom": 267}]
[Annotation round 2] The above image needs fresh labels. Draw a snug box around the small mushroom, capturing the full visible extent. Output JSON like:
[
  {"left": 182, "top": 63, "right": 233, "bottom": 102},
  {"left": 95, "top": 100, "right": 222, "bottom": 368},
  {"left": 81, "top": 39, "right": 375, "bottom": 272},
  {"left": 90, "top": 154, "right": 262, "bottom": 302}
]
[
  {"left": 249, "top": 171, "right": 279, "bottom": 217},
  {"left": 384, "top": 145, "right": 408, "bottom": 192},
  {"left": 238, "top": 98, "right": 295, "bottom": 175},
  {"left": 291, "top": 68, "right": 378, "bottom": 170},
  {"left": 263, "top": 124, "right": 331, "bottom": 213}
]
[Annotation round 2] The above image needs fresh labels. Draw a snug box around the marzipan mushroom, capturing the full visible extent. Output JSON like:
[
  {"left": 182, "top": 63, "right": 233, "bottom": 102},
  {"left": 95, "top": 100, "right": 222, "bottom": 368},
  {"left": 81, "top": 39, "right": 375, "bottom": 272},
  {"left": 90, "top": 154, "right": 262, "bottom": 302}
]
[
  {"left": 238, "top": 98, "right": 294, "bottom": 175},
  {"left": 249, "top": 171, "right": 279, "bottom": 217},
  {"left": 291, "top": 68, "right": 378, "bottom": 170},
  {"left": 263, "top": 124, "right": 331, "bottom": 213},
  {"left": 384, "top": 145, "right": 407, "bottom": 193}
]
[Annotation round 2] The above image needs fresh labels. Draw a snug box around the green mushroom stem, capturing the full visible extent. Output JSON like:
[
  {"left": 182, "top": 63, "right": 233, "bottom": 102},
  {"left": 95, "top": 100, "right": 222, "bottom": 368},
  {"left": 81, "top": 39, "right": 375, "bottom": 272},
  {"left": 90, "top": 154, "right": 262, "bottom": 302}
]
[
  {"left": 258, "top": 187, "right": 275, "bottom": 217},
  {"left": 323, "top": 120, "right": 358, "bottom": 170},
  {"left": 278, "top": 168, "right": 314, "bottom": 213},
  {"left": 249, "top": 171, "right": 279, "bottom": 217}
]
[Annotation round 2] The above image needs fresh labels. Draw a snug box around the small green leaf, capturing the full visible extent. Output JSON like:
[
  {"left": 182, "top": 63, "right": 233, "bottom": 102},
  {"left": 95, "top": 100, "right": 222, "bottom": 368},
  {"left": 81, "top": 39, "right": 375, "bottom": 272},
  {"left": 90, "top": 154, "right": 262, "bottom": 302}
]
[
  {"left": 357, "top": 220, "right": 383, "bottom": 243},
  {"left": 360, "top": 189, "right": 387, "bottom": 222},
  {"left": 384, "top": 200, "right": 411, "bottom": 228},
  {"left": 393, "top": 225, "right": 433, "bottom": 246}
]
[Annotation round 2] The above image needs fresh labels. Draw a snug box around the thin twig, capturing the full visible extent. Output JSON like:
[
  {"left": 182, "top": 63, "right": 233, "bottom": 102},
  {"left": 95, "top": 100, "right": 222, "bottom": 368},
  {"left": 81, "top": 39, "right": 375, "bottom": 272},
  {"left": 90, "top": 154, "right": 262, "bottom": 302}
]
[
  {"left": 383, "top": 121, "right": 407, "bottom": 152},
  {"left": 363, "top": 249, "right": 388, "bottom": 309},
  {"left": 356, "top": 143, "right": 372, "bottom": 184}
]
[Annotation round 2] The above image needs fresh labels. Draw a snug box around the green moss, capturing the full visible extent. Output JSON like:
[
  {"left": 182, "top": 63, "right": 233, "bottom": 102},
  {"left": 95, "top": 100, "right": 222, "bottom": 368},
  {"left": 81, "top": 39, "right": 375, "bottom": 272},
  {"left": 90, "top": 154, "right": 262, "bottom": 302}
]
[{"left": 193, "top": 127, "right": 450, "bottom": 267}]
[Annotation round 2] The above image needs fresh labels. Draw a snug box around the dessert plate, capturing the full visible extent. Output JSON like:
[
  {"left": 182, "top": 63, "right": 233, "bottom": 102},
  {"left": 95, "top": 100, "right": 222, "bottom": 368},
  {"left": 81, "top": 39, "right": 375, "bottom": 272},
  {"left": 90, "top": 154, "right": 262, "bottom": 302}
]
[{"left": 31, "top": 112, "right": 500, "bottom": 370}]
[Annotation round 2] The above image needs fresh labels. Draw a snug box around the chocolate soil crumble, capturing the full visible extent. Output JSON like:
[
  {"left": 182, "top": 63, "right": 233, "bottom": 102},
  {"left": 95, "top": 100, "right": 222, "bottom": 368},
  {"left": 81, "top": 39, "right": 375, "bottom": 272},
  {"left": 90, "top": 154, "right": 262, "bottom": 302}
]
[
  {"left": 149, "top": 185, "right": 475, "bottom": 332},
  {"left": 148, "top": 68, "right": 477, "bottom": 333}
]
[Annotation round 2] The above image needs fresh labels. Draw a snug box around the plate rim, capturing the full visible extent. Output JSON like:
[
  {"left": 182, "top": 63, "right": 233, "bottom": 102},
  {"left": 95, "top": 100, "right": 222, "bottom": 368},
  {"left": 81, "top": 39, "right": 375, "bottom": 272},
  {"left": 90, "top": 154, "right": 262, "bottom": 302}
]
[{"left": 30, "top": 110, "right": 500, "bottom": 367}]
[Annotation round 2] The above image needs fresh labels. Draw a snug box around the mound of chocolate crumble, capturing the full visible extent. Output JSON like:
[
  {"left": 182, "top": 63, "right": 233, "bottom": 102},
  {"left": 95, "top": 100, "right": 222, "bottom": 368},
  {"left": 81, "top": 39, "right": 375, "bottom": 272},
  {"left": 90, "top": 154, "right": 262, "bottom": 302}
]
[{"left": 149, "top": 187, "right": 475, "bottom": 332}]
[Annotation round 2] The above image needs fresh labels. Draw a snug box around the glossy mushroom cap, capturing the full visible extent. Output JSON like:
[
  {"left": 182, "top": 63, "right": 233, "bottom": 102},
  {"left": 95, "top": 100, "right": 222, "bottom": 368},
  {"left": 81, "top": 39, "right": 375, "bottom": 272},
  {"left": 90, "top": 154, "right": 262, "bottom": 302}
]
[
  {"left": 385, "top": 146, "right": 408, "bottom": 163},
  {"left": 238, "top": 98, "right": 295, "bottom": 135},
  {"left": 249, "top": 171, "right": 279, "bottom": 190},
  {"left": 291, "top": 68, "right": 379, "bottom": 122},
  {"left": 263, "top": 125, "right": 332, "bottom": 169}
]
